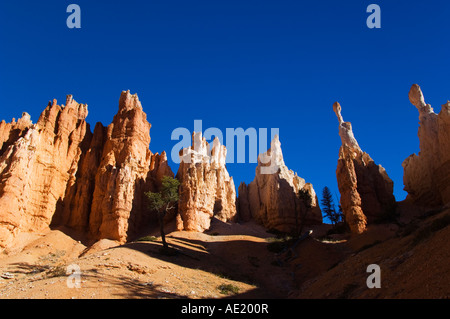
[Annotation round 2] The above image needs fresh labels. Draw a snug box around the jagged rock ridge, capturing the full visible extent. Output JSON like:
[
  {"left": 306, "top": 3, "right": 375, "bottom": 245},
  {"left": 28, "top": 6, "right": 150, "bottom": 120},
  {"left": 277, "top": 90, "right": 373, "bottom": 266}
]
[{"left": 0, "top": 91, "right": 173, "bottom": 251}]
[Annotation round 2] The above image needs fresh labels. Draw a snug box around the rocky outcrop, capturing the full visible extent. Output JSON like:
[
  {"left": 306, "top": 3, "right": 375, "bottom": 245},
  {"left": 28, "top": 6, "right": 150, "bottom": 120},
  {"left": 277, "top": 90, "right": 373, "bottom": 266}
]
[
  {"left": 334, "top": 102, "right": 396, "bottom": 234},
  {"left": 176, "top": 132, "right": 237, "bottom": 232},
  {"left": 0, "top": 112, "right": 33, "bottom": 155},
  {"left": 88, "top": 91, "right": 156, "bottom": 242},
  {"left": 0, "top": 91, "right": 173, "bottom": 251},
  {"left": 237, "top": 136, "right": 322, "bottom": 234},
  {"left": 0, "top": 96, "right": 91, "bottom": 250},
  {"left": 402, "top": 84, "right": 450, "bottom": 207}
]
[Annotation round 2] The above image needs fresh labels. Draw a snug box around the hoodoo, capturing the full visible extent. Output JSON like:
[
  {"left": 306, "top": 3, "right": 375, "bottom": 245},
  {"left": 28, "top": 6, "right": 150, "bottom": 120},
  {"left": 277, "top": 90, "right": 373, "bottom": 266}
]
[
  {"left": 402, "top": 84, "right": 450, "bottom": 207},
  {"left": 333, "top": 102, "right": 396, "bottom": 234},
  {"left": 0, "top": 91, "right": 174, "bottom": 251},
  {"left": 237, "top": 135, "right": 322, "bottom": 233},
  {"left": 176, "top": 132, "right": 237, "bottom": 232}
]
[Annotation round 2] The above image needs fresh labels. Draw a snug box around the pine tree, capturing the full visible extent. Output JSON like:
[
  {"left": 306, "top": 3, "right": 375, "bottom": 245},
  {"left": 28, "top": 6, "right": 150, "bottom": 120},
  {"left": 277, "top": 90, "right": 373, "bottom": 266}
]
[
  {"left": 321, "top": 186, "right": 340, "bottom": 226},
  {"left": 145, "top": 176, "right": 180, "bottom": 250}
]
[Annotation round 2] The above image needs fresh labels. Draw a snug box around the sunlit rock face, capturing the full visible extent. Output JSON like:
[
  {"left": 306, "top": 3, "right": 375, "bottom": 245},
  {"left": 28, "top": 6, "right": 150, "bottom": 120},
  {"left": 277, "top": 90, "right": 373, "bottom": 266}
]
[
  {"left": 0, "top": 91, "right": 174, "bottom": 251},
  {"left": 402, "top": 84, "right": 450, "bottom": 207},
  {"left": 176, "top": 132, "right": 237, "bottom": 232}
]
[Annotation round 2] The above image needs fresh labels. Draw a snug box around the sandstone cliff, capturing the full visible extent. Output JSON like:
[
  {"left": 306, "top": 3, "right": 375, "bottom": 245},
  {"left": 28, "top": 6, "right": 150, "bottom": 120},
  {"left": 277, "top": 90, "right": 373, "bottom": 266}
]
[
  {"left": 176, "top": 132, "right": 237, "bottom": 232},
  {"left": 333, "top": 102, "right": 396, "bottom": 234},
  {"left": 0, "top": 91, "right": 173, "bottom": 251},
  {"left": 0, "top": 96, "right": 91, "bottom": 250},
  {"left": 237, "top": 135, "right": 322, "bottom": 234},
  {"left": 402, "top": 84, "right": 450, "bottom": 207},
  {"left": 87, "top": 91, "right": 156, "bottom": 242}
]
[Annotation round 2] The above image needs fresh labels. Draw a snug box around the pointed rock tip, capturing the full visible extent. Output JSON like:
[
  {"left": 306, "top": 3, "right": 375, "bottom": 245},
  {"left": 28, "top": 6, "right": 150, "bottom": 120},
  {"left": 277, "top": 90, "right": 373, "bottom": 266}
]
[
  {"left": 333, "top": 101, "right": 344, "bottom": 124},
  {"left": 66, "top": 95, "right": 73, "bottom": 106},
  {"left": 268, "top": 134, "right": 282, "bottom": 151},
  {"left": 21, "top": 112, "right": 31, "bottom": 119},
  {"left": 271, "top": 134, "right": 281, "bottom": 146},
  {"left": 333, "top": 101, "right": 341, "bottom": 112},
  {"left": 409, "top": 84, "right": 426, "bottom": 108},
  {"left": 121, "top": 89, "right": 139, "bottom": 99},
  {"left": 118, "top": 90, "right": 142, "bottom": 111},
  {"left": 212, "top": 136, "right": 222, "bottom": 148},
  {"left": 48, "top": 99, "right": 58, "bottom": 108}
]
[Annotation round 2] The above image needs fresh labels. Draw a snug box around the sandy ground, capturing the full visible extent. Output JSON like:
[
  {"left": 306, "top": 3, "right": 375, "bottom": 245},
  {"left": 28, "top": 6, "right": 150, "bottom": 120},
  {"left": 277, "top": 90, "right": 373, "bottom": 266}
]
[
  {"left": 0, "top": 208, "right": 449, "bottom": 299},
  {"left": 0, "top": 219, "right": 301, "bottom": 299}
]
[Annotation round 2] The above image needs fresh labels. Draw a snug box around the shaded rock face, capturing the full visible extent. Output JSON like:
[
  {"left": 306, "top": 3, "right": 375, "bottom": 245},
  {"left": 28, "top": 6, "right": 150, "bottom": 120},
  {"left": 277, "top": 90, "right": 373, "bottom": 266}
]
[
  {"left": 402, "top": 84, "right": 450, "bottom": 207},
  {"left": 333, "top": 102, "right": 396, "bottom": 234},
  {"left": 0, "top": 91, "right": 173, "bottom": 251},
  {"left": 176, "top": 132, "right": 237, "bottom": 232},
  {"left": 237, "top": 136, "right": 322, "bottom": 234}
]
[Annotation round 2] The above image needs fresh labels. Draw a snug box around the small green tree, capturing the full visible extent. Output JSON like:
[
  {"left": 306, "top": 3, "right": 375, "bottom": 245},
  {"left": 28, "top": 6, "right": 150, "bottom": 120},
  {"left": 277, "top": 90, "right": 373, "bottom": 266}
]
[
  {"left": 321, "top": 186, "right": 341, "bottom": 226},
  {"left": 144, "top": 176, "right": 180, "bottom": 250}
]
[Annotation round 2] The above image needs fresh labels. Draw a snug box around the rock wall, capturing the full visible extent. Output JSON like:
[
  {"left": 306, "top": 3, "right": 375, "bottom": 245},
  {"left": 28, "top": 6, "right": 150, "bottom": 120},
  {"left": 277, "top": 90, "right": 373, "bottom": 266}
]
[
  {"left": 333, "top": 102, "right": 396, "bottom": 234},
  {"left": 0, "top": 96, "right": 91, "bottom": 250},
  {"left": 0, "top": 91, "right": 173, "bottom": 251},
  {"left": 402, "top": 84, "right": 450, "bottom": 207},
  {"left": 176, "top": 132, "right": 237, "bottom": 232},
  {"left": 237, "top": 135, "right": 322, "bottom": 234}
]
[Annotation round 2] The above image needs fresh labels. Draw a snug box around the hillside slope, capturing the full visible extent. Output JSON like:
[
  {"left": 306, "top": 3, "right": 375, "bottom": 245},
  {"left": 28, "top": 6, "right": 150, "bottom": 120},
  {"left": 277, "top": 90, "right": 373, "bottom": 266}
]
[{"left": 0, "top": 208, "right": 448, "bottom": 299}]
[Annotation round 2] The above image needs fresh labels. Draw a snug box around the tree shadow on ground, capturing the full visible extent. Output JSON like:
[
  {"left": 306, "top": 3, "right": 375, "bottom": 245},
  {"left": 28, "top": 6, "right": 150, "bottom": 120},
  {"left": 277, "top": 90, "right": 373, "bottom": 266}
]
[
  {"left": 122, "top": 230, "right": 294, "bottom": 299},
  {"left": 80, "top": 269, "right": 190, "bottom": 299},
  {"left": 2, "top": 261, "right": 189, "bottom": 299}
]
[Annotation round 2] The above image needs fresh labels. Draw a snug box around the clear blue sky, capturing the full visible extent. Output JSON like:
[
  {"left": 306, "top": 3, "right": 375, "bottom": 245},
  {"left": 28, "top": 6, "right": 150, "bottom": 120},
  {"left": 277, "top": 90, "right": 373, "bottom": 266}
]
[{"left": 1, "top": 0, "right": 450, "bottom": 205}]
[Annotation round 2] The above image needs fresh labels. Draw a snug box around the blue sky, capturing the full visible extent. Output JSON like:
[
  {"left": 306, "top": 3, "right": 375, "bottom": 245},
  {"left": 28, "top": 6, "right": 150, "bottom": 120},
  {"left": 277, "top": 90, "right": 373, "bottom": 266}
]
[{"left": 1, "top": 0, "right": 450, "bottom": 206}]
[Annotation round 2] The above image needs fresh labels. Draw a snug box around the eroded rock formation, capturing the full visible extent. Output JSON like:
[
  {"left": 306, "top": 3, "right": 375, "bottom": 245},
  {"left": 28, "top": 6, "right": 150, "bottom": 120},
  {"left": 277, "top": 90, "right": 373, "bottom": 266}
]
[
  {"left": 402, "top": 84, "right": 450, "bottom": 207},
  {"left": 334, "top": 102, "right": 396, "bottom": 234},
  {"left": 0, "top": 91, "right": 173, "bottom": 251},
  {"left": 176, "top": 132, "right": 237, "bottom": 231},
  {"left": 237, "top": 135, "right": 322, "bottom": 233},
  {"left": 88, "top": 91, "right": 156, "bottom": 242},
  {"left": 0, "top": 96, "right": 91, "bottom": 250}
]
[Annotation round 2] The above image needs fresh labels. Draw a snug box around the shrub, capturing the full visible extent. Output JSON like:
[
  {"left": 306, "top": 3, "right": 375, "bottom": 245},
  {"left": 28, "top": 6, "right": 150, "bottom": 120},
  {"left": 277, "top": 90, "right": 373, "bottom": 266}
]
[
  {"left": 218, "top": 283, "right": 240, "bottom": 295},
  {"left": 136, "top": 235, "right": 158, "bottom": 242},
  {"left": 45, "top": 265, "right": 67, "bottom": 278}
]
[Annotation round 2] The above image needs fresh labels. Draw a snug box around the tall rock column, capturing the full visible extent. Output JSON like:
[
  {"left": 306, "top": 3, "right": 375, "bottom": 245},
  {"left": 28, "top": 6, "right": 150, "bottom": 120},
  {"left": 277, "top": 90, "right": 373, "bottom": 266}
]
[
  {"left": 333, "top": 102, "right": 396, "bottom": 234},
  {"left": 176, "top": 132, "right": 237, "bottom": 232},
  {"left": 58, "top": 92, "right": 174, "bottom": 242},
  {"left": 88, "top": 91, "right": 155, "bottom": 242},
  {"left": 402, "top": 84, "right": 450, "bottom": 206}
]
